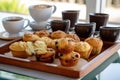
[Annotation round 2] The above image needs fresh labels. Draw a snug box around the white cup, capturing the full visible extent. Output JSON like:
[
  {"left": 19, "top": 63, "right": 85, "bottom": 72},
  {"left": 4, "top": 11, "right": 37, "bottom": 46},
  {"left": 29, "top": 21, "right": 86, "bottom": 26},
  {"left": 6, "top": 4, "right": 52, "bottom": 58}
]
[
  {"left": 29, "top": 4, "right": 56, "bottom": 22},
  {"left": 2, "top": 16, "right": 30, "bottom": 34}
]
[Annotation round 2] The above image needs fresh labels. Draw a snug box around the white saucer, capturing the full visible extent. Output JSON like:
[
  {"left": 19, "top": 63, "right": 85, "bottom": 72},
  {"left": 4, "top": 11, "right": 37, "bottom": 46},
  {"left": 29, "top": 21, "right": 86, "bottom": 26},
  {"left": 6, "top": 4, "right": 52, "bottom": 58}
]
[{"left": 0, "top": 31, "right": 27, "bottom": 40}]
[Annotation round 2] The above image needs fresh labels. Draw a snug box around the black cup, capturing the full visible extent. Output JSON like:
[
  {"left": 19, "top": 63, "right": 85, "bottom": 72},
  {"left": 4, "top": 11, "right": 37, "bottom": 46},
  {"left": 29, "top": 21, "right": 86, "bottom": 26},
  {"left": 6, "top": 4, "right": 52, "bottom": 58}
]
[
  {"left": 50, "top": 19, "right": 70, "bottom": 33},
  {"left": 89, "top": 13, "right": 109, "bottom": 31},
  {"left": 75, "top": 22, "right": 96, "bottom": 38},
  {"left": 62, "top": 10, "right": 80, "bottom": 31},
  {"left": 100, "top": 26, "right": 120, "bottom": 42}
]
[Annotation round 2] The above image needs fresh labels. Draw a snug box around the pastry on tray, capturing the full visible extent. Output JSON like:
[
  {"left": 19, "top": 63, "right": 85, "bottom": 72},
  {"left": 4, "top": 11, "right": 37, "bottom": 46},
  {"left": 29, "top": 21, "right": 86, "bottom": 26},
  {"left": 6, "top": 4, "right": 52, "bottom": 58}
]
[
  {"left": 55, "top": 38, "right": 75, "bottom": 54},
  {"left": 38, "top": 37, "right": 53, "bottom": 48},
  {"left": 34, "top": 30, "right": 50, "bottom": 37},
  {"left": 36, "top": 48, "right": 55, "bottom": 63},
  {"left": 9, "top": 41, "right": 28, "bottom": 58},
  {"left": 85, "top": 37, "right": 103, "bottom": 55},
  {"left": 23, "top": 33, "right": 40, "bottom": 42},
  {"left": 59, "top": 51, "right": 80, "bottom": 67},
  {"left": 74, "top": 41, "right": 93, "bottom": 59},
  {"left": 50, "top": 30, "right": 67, "bottom": 39},
  {"left": 66, "top": 33, "right": 80, "bottom": 42}
]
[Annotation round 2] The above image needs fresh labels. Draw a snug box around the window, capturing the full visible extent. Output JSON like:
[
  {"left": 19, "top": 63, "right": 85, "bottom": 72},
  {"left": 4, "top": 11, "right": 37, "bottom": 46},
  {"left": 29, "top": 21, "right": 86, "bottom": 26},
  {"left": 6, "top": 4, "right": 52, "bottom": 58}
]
[
  {"left": 104, "top": 0, "right": 120, "bottom": 24},
  {"left": 0, "top": 0, "right": 120, "bottom": 25}
]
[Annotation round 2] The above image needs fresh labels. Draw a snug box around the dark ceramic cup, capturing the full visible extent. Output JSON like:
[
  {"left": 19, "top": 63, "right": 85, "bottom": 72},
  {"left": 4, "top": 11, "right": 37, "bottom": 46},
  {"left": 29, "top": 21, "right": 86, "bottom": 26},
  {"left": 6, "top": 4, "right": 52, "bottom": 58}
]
[
  {"left": 62, "top": 10, "right": 80, "bottom": 31},
  {"left": 100, "top": 26, "right": 120, "bottom": 42},
  {"left": 75, "top": 22, "right": 96, "bottom": 38},
  {"left": 89, "top": 13, "right": 109, "bottom": 31},
  {"left": 50, "top": 19, "right": 70, "bottom": 33}
]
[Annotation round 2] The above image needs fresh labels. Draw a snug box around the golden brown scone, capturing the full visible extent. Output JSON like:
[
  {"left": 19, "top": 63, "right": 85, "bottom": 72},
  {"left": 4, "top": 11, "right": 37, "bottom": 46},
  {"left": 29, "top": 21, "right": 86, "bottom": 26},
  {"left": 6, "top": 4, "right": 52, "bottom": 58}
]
[
  {"left": 59, "top": 51, "right": 80, "bottom": 67},
  {"left": 50, "top": 30, "right": 67, "bottom": 39},
  {"left": 23, "top": 33, "right": 40, "bottom": 42},
  {"left": 36, "top": 48, "right": 55, "bottom": 63},
  {"left": 34, "top": 30, "right": 50, "bottom": 37},
  {"left": 66, "top": 33, "right": 80, "bottom": 42},
  {"left": 9, "top": 41, "right": 28, "bottom": 58},
  {"left": 55, "top": 38, "right": 75, "bottom": 54},
  {"left": 85, "top": 37, "right": 103, "bottom": 55},
  {"left": 74, "top": 41, "right": 93, "bottom": 59}
]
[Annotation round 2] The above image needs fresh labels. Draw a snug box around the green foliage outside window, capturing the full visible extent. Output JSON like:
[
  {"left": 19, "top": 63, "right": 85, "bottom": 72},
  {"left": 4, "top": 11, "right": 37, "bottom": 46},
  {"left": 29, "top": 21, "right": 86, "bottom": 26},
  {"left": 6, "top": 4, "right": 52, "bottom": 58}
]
[{"left": 0, "top": 0, "right": 28, "bottom": 14}]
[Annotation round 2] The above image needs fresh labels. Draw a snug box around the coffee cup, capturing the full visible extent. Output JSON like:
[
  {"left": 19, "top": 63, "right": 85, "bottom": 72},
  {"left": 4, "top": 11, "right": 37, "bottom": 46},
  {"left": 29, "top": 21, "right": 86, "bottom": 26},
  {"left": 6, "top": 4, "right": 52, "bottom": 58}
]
[
  {"left": 2, "top": 16, "right": 30, "bottom": 34},
  {"left": 99, "top": 26, "right": 120, "bottom": 42},
  {"left": 62, "top": 10, "right": 80, "bottom": 31},
  {"left": 29, "top": 4, "right": 56, "bottom": 23},
  {"left": 50, "top": 19, "right": 70, "bottom": 33},
  {"left": 75, "top": 22, "right": 96, "bottom": 38},
  {"left": 89, "top": 13, "right": 109, "bottom": 31}
]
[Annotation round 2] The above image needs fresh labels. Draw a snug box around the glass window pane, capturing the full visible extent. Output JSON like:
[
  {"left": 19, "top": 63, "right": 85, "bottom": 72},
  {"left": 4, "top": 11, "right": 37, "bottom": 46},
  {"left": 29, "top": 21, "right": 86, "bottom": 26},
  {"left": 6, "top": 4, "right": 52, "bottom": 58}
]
[{"left": 104, "top": 0, "right": 120, "bottom": 24}]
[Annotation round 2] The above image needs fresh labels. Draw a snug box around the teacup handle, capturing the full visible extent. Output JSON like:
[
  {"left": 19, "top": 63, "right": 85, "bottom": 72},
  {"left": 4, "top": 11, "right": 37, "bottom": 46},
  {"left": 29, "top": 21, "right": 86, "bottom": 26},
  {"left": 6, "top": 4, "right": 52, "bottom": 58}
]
[
  {"left": 23, "top": 19, "right": 30, "bottom": 29},
  {"left": 52, "top": 5, "right": 57, "bottom": 14},
  {"left": 64, "top": 19, "right": 70, "bottom": 33}
]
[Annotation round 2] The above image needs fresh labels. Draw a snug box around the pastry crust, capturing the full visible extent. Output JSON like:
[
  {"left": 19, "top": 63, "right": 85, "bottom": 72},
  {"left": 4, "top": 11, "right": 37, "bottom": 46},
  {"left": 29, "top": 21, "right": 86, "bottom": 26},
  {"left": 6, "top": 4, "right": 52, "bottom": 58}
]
[
  {"left": 34, "top": 30, "right": 50, "bottom": 37},
  {"left": 36, "top": 48, "right": 55, "bottom": 63},
  {"left": 74, "top": 41, "right": 92, "bottom": 59},
  {"left": 23, "top": 33, "right": 40, "bottom": 42},
  {"left": 9, "top": 41, "right": 28, "bottom": 58},
  {"left": 66, "top": 33, "right": 80, "bottom": 42},
  {"left": 55, "top": 38, "right": 75, "bottom": 54},
  {"left": 59, "top": 51, "right": 80, "bottom": 67},
  {"left": 50, "top": 30, "right": 67, "bottom": 39},
  {"left": 85, "top": 37, "right": 103, "bottom": 55}
]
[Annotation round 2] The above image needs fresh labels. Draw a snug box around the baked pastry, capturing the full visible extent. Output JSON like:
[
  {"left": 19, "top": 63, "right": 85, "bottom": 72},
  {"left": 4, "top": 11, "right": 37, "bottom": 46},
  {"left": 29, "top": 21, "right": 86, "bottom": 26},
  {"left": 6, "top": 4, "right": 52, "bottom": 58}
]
[
  {"left": 34, "top": 40, "right": 47, "bottom": 55},
  {"left": 36, "top": 48, "right": 55, "bottom": 63},
  {"left": 34, "top": 30, "right": 50, "bottom": 37},
  {"left": 66, "top": 33, "right": 80, "bottom": 42},
  {"left": 55, "top": 38, "right": 75, "bottom": 54},
  {"left": 9, "top": 41, "right": 28, "bottom": 58},
  {"left": 38, "top": 37, "right": 53, "bottom": 48},
  {"left": 74, "top": 41, "right": 92, "bottom": 59},
  {"left": 59, "top": 51, "right": 80, "bottom": 67},
  {"left": 50, "top": 30, "right": 67, "bottom": 39},
  {"left": 25, "top": 41, "right": 36, "bottom": 56},
  {"left": 23, "top": 33, "right": 40, "bottom": 42},
  {"left": 85, "top": 37, "right": 103, "bottom": 55}
]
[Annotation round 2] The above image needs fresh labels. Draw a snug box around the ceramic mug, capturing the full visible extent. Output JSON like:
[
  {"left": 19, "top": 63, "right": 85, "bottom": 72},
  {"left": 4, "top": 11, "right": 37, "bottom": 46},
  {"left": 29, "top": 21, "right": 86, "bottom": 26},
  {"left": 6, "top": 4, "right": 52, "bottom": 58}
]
[
  {"left": 62, "top": 10, "right": 80, "bottom": 31},
  {"left": 100, "top": 26, "right": 120, "bottom": 42},
  {"left": 2, "top": 16, "right": 30, "bottom": 34},
  {"left": 50, "top": 19, "right": 70, "bottom": 33},
  {"left": 89, "top": 13, "right": 109, "bottom": 31},
  {"left": 29, "top": 4, "right": 56, "bottom": 23},
  {"left": 75, "top": 22, "right": 96, "bottom": 38}
]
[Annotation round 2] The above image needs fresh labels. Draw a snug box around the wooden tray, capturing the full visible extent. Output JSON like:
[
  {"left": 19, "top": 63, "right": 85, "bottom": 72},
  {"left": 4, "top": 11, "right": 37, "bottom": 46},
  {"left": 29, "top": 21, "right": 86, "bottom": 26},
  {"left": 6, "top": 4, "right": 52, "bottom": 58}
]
[{"left": 0, "top": 38, "right": 120, "bottom": 78}]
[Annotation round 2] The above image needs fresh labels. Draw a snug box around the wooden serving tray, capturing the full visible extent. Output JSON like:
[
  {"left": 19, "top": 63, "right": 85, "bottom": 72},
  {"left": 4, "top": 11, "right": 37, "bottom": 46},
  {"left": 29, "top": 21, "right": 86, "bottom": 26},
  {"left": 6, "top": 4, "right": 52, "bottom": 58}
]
[{"left": 0, "top": 38, "right": 120, "bottom": 78}]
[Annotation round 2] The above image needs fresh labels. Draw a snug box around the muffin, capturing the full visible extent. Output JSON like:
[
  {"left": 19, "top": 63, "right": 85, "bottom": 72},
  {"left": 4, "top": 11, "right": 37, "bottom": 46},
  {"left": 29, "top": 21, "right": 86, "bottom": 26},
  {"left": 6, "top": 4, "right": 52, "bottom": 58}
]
[
  {"left": 59, "top": 51, "right": 80, "bottom": 67},
  {"left": 66, "top": 33, "right": 80, "bottom": 42},
  {"left": 34, "top": 40, "right": 47, "bottom": 55},
  {"left": 36, "top": 48, "right": 55, "bottom": 63},
  {"left": 74, "top": 41, "right": 93, "bottom": 59},
  {"left": 23, "top": 33, "right": 40, "bottom": 42},
  {"left": 38, "top": 37, "right": 53, "bottom": 48},
  {"left": 55, "top": 38, "right": 75, "bottom": 54},
  {"left": 50, "top": 30, "right": 67, "bottom": 39},
  {"left": 25, "top": 41, "right": 36, "bottom": 56},
  {"left": 34, "top": 30, "right": 50, "bottom": 37},
  {"left": 9, "top": 41, "right": 28, "bottom": 58},
  {"left": 85, "top": 37, "right": 103, "bottom": 55}
]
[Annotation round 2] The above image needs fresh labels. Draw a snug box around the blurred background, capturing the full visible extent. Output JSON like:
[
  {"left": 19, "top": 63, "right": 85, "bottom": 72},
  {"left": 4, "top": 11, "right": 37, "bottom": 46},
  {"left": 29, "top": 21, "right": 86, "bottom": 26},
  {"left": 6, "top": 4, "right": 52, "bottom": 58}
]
[{"left": 0, "top": 0, "right": 120, "bottom": 24}]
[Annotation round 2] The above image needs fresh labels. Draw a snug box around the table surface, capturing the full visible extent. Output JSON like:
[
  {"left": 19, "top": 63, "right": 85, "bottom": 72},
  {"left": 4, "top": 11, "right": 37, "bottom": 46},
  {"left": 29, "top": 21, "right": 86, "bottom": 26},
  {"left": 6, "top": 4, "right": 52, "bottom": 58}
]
[{"left": 0, "top": 12, "right": 120, "bottom": 80}]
